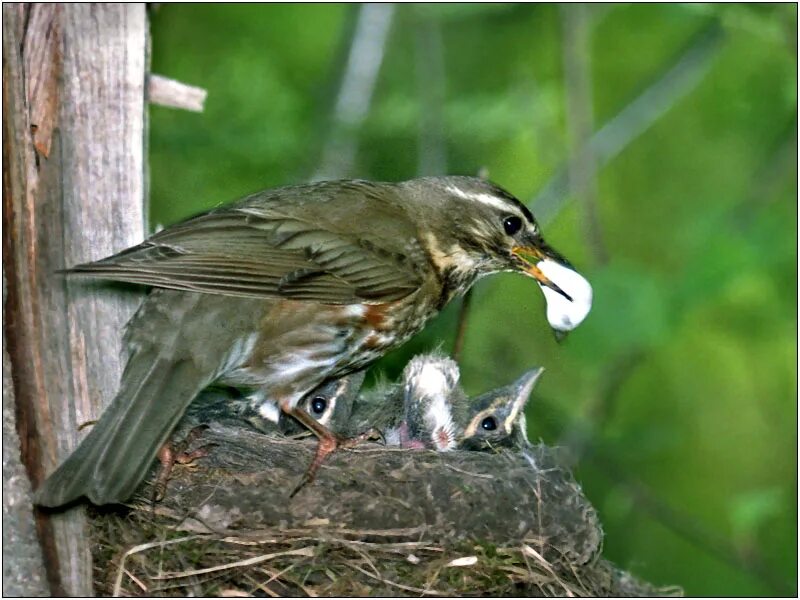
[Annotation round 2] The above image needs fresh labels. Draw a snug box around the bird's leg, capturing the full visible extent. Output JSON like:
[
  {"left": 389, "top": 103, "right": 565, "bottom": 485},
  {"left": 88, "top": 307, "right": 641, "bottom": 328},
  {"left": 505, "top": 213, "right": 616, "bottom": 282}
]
[
  {"left": 282, "top": 402, "right": 382, "bottom": 497},
  {"left": 151, "top": 425, "right": 215, "bottom": 504}
]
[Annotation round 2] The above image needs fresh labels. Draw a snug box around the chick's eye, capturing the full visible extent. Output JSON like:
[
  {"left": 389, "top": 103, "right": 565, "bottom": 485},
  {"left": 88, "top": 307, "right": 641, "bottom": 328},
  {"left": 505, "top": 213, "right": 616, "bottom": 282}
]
[
  {"left": 310, "top": 397, "right": 327, "bottom": 415},
  {"left": 503, "top": 215, "right": 522, "bottom": 236},
  {"left": 481, "top": 416, "right": 497, "bottom": 431}
]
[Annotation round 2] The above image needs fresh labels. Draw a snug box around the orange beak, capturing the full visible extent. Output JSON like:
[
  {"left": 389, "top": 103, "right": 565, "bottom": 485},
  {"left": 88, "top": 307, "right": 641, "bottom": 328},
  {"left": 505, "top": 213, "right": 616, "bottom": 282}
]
[{"left": 512, "top": 246, "right": 573, "bottom": 301}]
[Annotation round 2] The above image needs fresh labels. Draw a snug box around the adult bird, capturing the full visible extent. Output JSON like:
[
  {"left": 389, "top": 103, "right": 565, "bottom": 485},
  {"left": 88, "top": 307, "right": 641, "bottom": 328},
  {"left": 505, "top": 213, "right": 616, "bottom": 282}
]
[{"left": 35, "top": 176, "right": 591, "bottom": 507}]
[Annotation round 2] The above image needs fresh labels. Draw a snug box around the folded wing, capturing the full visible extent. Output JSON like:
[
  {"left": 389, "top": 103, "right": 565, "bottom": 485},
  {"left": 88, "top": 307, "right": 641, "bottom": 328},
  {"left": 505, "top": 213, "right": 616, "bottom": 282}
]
[{"left": 68, "top": 201, "right": 423, "bottom": 304}]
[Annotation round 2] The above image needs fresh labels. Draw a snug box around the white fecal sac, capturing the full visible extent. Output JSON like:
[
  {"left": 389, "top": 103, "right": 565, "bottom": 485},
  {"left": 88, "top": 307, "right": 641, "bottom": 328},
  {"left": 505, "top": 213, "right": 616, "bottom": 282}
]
[{"left": 536, "top": 259, "right": 593, "bottom": 332}]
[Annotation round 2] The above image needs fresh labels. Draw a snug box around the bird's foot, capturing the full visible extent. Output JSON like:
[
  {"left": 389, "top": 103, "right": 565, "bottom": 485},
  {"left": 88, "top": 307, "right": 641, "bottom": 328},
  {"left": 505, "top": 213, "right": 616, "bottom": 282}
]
[
  {"left": 289, "top": 428, "right": 383, "bottom": 498},
  {"left": 151, "top": 425, "right": 215, "bottom": 504},
  {"left": 339, "top": 427, "right": 384, "bottom": 448}
]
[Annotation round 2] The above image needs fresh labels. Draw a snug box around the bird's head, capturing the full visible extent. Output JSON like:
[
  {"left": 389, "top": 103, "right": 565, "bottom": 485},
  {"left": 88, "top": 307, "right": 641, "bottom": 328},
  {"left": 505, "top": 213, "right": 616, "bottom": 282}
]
[
  {"left": 285, "top": 371, "right": 366, "bottom": 435},
  {"left": 402, "top": 353, "right": 464, "bottom": 451},
  {"left": 458, "top": 366, "right": 543, "bottom": 451},
  {"left": 399, "top": 176, "right": 592, "bottom": 334}
]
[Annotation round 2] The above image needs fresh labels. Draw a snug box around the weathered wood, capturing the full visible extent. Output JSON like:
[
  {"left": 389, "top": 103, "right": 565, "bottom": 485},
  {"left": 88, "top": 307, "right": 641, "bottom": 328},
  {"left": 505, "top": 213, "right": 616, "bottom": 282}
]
[
  {"left": 147, "top": 74, "right": 207, "bottom": 112},
  {"left": 2, "top": 3, "right": 147, "bottom": 594},
  {"left": 2, "top": 278, "right": 48, "bottom": 597}
]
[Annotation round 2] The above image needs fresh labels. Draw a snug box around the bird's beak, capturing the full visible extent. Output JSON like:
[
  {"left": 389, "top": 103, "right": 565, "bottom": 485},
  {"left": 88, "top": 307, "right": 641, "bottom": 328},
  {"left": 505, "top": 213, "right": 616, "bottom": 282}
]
[
  {"left": 512, "top": 245, "right": 572, "bottom": 301},
  {"left": 512, "top": 242, "right": 593, "bottom": 335},
  {"left": 513, "top": 367, "right": 544, "bottom": 407},
  {"left": 501, "top": 367, "right": 544, "bottom": 430}
]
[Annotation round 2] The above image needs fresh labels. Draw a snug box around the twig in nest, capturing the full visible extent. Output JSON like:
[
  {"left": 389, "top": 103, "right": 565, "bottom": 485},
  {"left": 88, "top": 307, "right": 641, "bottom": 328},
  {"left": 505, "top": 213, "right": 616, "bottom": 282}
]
[
  {"left": 347, "top": 561, "right": 446, "bottom": 596},
  {"left": 113, "top": 535, "right": 205, "bottom": 597},
  {"left": 151, "top": 547, "right": 315, "bottom": 580},
  {"left": 243, "top": 571, "right": 279, "bottom": 597},
  {"left": 444, "top": 463, "right": 496, "bottom": 479},
  {"left": 522, "top": 544, "right": 576, "bottom": 597},
  {"left": 123, "top": 568, "right": 147, "bottom": 593},
  {"left": 255, "top": 563, "right": 302, "bottom": 596}
]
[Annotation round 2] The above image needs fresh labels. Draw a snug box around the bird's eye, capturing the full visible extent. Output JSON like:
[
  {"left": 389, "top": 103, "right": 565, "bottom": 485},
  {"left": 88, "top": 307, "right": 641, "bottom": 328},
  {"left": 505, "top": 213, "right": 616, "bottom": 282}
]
[
  {"left": 503, "top": 215, "right": 522, "bottom": 236},
  {"left": 481, "top": 416, "right": 498, "bottom": 431},
  {"left": 310, "top": 397, "right": 327, "bottom": 415}
]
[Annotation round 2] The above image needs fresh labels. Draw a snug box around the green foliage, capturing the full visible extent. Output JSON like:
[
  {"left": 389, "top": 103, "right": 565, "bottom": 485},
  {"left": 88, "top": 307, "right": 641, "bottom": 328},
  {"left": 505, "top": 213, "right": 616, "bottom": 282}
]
[{"left": 150, "top": 4, "right": 797, "bottom": 596}]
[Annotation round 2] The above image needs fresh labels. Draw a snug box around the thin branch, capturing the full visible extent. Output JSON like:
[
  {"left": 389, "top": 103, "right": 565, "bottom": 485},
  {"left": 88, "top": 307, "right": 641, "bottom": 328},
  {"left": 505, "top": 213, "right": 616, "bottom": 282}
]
[
  {"left": 451, "top": 289, "right": 472, "bottom": 361},
  {"left": 560, "top": 4, "right": 607, "bottom": 264},
  {"left": 414, "top": 13, "right": 447, "bottom": 176},
  {"left": 531, "top": 21, "right": 725, "bottom": 224},
  {"left": 555, "top": 349, "right": 645, "bottom": 468},
  {"left": 733, "top": 115, "right": 797, "bottom": 225},
  {"left": 313, "top": 3, "right": 395, "bottom": 181},
  {"left": 147, "top": 74, "right": 207, "bottom": 112}
]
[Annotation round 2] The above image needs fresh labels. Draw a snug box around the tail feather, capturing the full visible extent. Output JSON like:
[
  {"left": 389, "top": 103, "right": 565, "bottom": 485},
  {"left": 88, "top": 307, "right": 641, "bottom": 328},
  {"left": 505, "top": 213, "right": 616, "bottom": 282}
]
[
  {"left": 35, "top": 288, "right": 263, "bottom": 508},
  {"left": 35, "top": 350, "right": 210, "bottom": 507}
]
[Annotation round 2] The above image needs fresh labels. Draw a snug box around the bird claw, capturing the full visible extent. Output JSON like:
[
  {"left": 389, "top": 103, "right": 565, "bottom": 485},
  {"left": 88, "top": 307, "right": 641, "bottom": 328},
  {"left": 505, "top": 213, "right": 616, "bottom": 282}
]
[
  {"left": 338, "top": 427, "right": 384, "bottom": 448},
  {"left": 151, "top": 426, "right": 214, "bottom": 505},
  {"left": 174, "top": 443, "right": 216, "bottom": 469},
  {"left": 289, "top": 472, "right": 313, "bottom": 499},
  {"left": 290, "top": 428, "right": 381, "bottom": 498},
  {"left": 371, "top": 428, "right": 387, "bottom": 446}
]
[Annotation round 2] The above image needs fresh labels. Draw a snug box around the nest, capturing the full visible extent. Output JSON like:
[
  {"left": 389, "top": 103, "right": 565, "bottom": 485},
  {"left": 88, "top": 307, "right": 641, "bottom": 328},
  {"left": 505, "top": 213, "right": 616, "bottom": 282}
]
[{"left": 87, "top": 424, "right": 682, "bottom": 597}]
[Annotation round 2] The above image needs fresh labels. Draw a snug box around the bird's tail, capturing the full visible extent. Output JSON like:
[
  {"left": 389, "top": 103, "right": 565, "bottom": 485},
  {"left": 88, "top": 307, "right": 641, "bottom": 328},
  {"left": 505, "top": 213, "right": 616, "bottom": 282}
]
[{"left": 35, "top": 292, "right": 218, "bottom": 507}]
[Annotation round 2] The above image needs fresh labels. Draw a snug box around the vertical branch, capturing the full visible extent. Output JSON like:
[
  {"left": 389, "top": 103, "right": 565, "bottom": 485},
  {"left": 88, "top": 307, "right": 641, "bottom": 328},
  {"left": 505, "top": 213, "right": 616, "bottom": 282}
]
[
  {"left": 3, "top": 4, "right": 147, "bottom": 594},
  {"left": 314, "top": 3, "right": 395, "bottom": 181},
  {"left": 560, "top": 4, "right": 607, "bottom": 265},
  {"left": 451, "top": 289, "right": 472, "bottom": 361},
  {"left": 531, "top": 21, "right": 724, "bottom": 224},
  {"left": 414, "top": 13, "right": 447, "bottom": 176},
  {"left": 556, "top": 350, "right": 644, "bottom": 467}
]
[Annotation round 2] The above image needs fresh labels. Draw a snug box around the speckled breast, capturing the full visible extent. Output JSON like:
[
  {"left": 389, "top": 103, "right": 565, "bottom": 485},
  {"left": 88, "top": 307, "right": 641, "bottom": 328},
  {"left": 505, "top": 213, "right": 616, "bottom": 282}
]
[{"left": 343, "top": 287, "right": 441, "bottom": 373}]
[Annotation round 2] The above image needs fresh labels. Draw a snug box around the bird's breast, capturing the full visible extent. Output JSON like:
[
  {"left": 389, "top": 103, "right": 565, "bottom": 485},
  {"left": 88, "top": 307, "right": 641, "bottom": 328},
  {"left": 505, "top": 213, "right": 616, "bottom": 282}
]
[
  {"left": 346, "top": 290, "right": 441, "bottom": 369},
  {"left": 224, "top": 290, "right": 441, "bottom": 397}
]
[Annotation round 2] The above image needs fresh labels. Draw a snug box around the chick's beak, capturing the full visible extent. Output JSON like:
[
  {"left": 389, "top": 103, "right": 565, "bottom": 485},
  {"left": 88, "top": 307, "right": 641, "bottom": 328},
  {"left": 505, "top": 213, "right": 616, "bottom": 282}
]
[{"left": 512, "top": 245, "right": 573, "bottom": 301}]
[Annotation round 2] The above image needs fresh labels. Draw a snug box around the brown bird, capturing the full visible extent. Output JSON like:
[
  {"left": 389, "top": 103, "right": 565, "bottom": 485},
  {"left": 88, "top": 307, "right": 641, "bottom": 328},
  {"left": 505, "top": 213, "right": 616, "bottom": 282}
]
[{"left": 34, "top": 176, "right": 591, "bottom": 507}]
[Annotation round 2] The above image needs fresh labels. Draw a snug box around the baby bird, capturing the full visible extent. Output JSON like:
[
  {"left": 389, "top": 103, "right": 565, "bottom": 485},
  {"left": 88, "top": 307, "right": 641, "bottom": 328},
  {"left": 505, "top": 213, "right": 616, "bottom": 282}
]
[
  {"left": 456, "top": 367, "right": 543, "bottom": 451},
  {"left": 280, "top": 372, "right": 366, "bottom": 435},
  {"left": 342, "top": 354, "right": 463, "bottom": 451},
  {"left": 178, "top": 355, "right": 539, "bottom": 463},
  {"left": 180, "top": 372, "right": 366, "bottom": 436},
  {"left": 347, "top": 354, "right": 541, "bottom": 453},
  {"left": 400, "top": 354, "right": 465, "bottom": 451}
]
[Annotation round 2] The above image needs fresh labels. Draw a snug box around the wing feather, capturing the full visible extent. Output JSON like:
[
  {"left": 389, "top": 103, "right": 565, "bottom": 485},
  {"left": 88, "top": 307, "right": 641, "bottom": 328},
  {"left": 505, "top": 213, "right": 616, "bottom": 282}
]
[{"left": 67, "top": 187, "right": 424, "bottom": 304}]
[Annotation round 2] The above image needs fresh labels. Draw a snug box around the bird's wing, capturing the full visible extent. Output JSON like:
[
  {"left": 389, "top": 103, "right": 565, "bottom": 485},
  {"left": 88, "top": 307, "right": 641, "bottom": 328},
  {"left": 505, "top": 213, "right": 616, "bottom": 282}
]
[{"left": 67, "top": 203, "right": 424, "bottom": 304}]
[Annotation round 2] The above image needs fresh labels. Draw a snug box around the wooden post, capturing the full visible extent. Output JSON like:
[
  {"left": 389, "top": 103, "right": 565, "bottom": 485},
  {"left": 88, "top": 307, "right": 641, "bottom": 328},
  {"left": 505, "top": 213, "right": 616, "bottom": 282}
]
[{"left": 2, "top": 4, "right": 147, "bottom": 594}]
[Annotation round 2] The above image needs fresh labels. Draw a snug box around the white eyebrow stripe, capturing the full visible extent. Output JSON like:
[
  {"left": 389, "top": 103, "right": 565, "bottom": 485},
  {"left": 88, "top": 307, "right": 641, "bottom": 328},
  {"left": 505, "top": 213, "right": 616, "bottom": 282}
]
[{"left": 445, "top": 185, "right": 518, "bottom": 214}]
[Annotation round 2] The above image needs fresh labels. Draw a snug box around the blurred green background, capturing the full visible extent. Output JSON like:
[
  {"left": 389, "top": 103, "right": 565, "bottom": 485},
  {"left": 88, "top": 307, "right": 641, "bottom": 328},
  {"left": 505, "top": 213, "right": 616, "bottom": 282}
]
[{"left": 149, "top": 4, "right": 797, "bottom": 596}]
